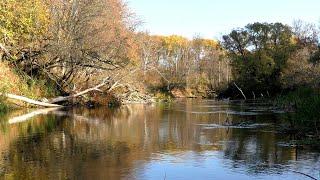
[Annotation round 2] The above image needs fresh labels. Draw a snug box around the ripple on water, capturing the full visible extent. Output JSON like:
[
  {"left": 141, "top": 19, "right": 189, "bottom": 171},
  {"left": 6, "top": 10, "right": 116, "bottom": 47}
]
[{"left": 198, "top": 123, "right": 272, "bottom": 129}]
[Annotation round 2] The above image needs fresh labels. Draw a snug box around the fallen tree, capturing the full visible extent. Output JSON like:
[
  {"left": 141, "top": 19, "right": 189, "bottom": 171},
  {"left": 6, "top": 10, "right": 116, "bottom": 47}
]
[
  {"left": 0, "top": 68, "right": 145, "bottom": 107},
  {"left": 0, "top": 80, "right": 112, "bottom": 107},
  {"left": 48, "top": 77, "right": 112, "bottom": 104},
  {"left": 0, "top": 77, "right": 113, "bottom": 107},
  {"left": 0, "top": 93, "right": 63, "bottom": 107}
]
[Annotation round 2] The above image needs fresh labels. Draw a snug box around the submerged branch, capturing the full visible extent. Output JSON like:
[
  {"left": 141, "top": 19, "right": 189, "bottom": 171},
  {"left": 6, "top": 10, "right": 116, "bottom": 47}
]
[{"left": 290, "top": 170, "right": 318, "bottom": 180}]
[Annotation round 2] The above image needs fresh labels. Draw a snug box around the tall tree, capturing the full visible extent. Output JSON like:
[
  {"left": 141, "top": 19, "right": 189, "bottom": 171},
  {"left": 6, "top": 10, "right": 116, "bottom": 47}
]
[{"left": 222, "top": 22, "right": 295, "bottom": 95}]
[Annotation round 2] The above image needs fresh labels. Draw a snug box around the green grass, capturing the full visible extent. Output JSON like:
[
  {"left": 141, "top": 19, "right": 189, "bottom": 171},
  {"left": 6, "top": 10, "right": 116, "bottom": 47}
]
[
  {"left": 154, "top": 91, "right": 173, "bottom": 102},
  {"left": 0, "top": 87, "right": 9, "bottom": 113},
  {"left": 0, "top": 102, "right": 8, "bottom": 113}
]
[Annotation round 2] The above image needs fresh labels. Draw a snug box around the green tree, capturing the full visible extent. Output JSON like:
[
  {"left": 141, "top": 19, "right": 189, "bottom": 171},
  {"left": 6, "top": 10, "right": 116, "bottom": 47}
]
[{"left": 222, "top": 22, "right": 296, "bottom": 96}]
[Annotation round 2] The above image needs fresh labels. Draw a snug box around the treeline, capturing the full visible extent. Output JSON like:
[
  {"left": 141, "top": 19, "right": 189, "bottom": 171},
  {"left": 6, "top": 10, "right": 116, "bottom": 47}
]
[
  {"left": 137, "top": 21, "right": 320, "bottom": 99},
  {"left": 1, "top": 0, "right": 320, "bottom": 103},
  {"left": 221, "top": 21, "right": 320, "bottom": 137},
  {"left": 0, "top": 0, "right": 231, "bottom": 102},
  {"left": 136, "top": 34, "right": 230, "bottom": 97}
]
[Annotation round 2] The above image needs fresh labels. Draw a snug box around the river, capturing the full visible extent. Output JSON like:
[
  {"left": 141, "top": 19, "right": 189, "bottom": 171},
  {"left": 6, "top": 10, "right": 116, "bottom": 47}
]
[{"left": 0, "top": 99, "right": 319, "bottom": 179}]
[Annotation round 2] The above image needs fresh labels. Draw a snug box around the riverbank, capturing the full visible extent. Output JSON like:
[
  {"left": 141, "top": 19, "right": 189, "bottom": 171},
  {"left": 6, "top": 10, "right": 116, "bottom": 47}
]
[
  {"left": 0, "top": 62, "right": 153, "bottom": 109},
  {"left": 0, "top": 62, "right": 59, "bottom": 109},
  {"left": 1, "top": 60, "right": 319, "bottom": 143},
  {"left": 274, "top": 87, "right": 320, "bottom": 140}
]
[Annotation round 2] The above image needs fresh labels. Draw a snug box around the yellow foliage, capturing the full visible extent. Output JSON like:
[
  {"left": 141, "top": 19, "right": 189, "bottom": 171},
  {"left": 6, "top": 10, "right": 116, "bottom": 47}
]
[
  {"left": 0, "top": 0, "right": 50, "bottom": 47},
  {"left": 161, "top": 35, "right": 189, "bottom": 51},
  {"left": 202, "top": 39, "right": 219, "bottom": 49}
]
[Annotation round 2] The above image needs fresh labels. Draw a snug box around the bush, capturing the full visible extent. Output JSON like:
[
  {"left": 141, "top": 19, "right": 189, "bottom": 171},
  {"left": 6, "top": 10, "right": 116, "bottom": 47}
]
[
  {"left": 0, "top": 100, "right": 8, "bottom": 113},
  {"left": 275, "top": 87, "right": 320, "bottom": 136}
]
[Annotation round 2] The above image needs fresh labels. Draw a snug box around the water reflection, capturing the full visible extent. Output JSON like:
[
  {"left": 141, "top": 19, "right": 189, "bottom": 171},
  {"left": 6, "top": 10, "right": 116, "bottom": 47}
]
[{"left": 0, "top": 100, "right": 319, "bottom": 179}]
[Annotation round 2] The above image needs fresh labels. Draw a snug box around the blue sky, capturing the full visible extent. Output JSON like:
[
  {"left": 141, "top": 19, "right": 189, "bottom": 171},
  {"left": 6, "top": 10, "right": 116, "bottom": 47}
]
[{"left": 127, "top": 0, "right": 320, "bottom": 39}]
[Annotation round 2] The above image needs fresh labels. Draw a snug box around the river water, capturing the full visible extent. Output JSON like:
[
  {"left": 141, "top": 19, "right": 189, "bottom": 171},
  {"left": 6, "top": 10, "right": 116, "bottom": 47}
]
[{"left": 0, "top": 99, "right": 319, "bottom": 180}]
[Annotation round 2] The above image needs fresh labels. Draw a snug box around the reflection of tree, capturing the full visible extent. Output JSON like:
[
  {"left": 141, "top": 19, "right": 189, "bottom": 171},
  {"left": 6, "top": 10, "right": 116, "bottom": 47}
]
[
  {"left": 0, "top": 101, "right": 319, "bottom": 179},
  {"left": 222, "top": 129, "right": 292, "bottom": 174}
]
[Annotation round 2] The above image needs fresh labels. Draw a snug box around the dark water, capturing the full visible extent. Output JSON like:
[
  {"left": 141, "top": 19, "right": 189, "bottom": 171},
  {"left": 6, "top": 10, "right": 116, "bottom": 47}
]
[{"left": 0, "top": 100, "right": 319, "bottom": 180}]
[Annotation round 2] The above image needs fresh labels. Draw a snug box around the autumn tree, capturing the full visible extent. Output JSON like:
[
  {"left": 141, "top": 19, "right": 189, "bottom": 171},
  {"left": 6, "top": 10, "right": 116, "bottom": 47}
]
[
  {"left": 136, "top": 33, "right": 163, "bottom": 78},
  {"left": 188, "top": 37, "right": 230, "bottom": 93},
  {"left": 0, "top": 0, "right": 49, "bottom": 61},
  {"left": 281, "top": 20, "right": 320, "bottom": 89},
  {"left": 292, "top": 20, "right": 319, "bottom": 47},
  {"left": 135, "top": 33, "right": 230, "bottom": 97},
  {"left": 159, "top": 35, "right": 189, "bottom": 85},
  {"left": 281, "top": 47, "right": 320, "bottom": 89},
  {"left": 36, "top": 0, "right": 133, "bottom": 90}
]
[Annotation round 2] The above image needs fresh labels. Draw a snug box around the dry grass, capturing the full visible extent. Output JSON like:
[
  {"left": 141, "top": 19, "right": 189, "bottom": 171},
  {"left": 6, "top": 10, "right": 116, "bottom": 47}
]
[
  {"left": 0, "top": 62, "right": 22, "bottom": 94},
  {"left": 0, "top": 62, "right": 54, "bottom": 108}
]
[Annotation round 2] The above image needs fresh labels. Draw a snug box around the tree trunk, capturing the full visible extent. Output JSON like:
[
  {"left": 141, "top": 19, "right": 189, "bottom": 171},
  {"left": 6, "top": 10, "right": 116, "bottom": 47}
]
[{"left": 233, "top": 82, "right": 247, "bottom": 100}]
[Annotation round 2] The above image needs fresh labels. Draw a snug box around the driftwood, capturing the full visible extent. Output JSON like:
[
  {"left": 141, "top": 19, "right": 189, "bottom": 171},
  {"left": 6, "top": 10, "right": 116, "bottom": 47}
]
[{"left": 233, "top": 82, "right": 247, "bottom": 100}]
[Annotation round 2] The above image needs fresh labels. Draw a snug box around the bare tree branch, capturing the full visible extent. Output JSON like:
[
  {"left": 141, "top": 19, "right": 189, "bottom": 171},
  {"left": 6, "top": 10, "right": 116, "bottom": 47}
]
[{"left": 233, "top": 82, "right": 247, "bottom": 100}]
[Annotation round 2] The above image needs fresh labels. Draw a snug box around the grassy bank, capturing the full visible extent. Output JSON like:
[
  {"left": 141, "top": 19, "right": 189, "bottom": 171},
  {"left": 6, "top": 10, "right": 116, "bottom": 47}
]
[
  {"left": 275, "top": 87, "right": 320, "bottom": 139},
  {"left": 0, "top": 62, "right": 59, "bottom": 111},
  {"left": 0, "top": 98, "right": 9, "bottom": 113}
]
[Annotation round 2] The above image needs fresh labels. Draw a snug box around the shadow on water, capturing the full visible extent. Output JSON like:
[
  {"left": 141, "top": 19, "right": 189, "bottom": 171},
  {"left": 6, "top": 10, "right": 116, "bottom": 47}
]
[{"left": 0, "top": 99, "right": 319, "bottom": 179}]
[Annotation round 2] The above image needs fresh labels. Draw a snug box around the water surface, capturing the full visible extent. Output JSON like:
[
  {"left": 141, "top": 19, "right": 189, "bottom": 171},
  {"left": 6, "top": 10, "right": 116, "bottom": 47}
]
[{"left": 0, "top": 100, "right": 319, "bottom": 179}]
